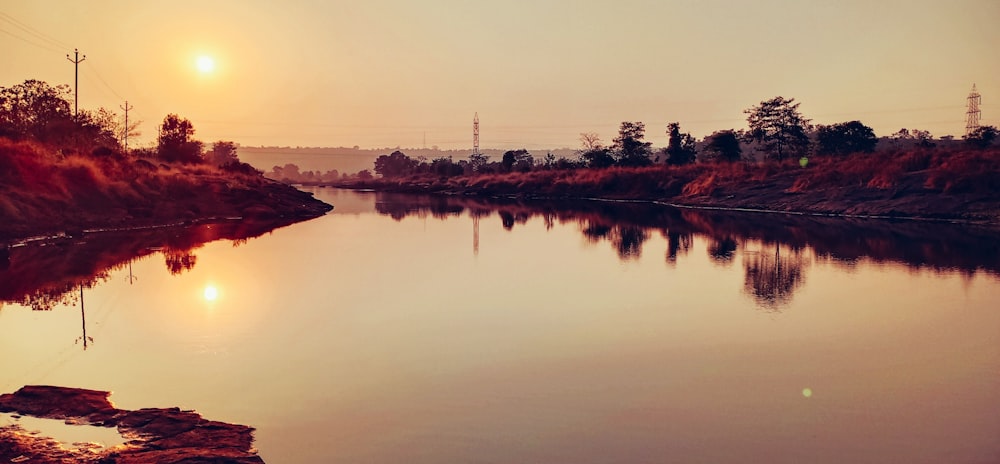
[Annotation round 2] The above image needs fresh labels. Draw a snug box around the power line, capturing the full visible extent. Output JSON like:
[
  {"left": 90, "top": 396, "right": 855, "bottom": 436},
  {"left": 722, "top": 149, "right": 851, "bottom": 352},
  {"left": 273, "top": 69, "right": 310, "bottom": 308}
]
[
  {"left": 0, "top": 26, "right": 63, "bottom": 53},
  {"left": 83, "top": 61, "right": 124, "bottom": 101},
  {"left": 0, "top": 12, "right": 71, "bottom": 50}
]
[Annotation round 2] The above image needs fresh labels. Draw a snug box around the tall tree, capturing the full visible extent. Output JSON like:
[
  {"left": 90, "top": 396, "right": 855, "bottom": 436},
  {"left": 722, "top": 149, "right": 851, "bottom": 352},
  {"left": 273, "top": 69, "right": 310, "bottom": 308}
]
[
  {"left": 613, "top": 121, "right": 652, "bottom": 167},
  {"left": 744, "top": 96, "right": 811, "bottom": 161},
  {"left": 0, "top": 79, "right": 73, "bottom": 142},
  {"left": 157, "top": 114, "right": 203, "bottom": 163},
  {"left": 664, "top": 122, "right": 697, "bottom": 165},
  {"left": 815, "top": 120, "right": 877, "bottom": 156},
  {"left": 702, "top": 130, "right": 742, "bottom": 162}
]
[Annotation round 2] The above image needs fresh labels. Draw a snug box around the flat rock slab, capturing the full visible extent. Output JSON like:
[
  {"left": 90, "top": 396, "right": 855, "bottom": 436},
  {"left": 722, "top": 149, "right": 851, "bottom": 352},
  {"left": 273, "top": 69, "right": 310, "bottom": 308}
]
[{"left": 0, "top": 385, "right": 264, "bottom": 464}]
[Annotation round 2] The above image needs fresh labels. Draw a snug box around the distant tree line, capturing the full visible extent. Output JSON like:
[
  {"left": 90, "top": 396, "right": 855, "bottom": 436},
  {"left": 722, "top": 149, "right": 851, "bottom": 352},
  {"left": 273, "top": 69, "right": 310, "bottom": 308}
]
[{"left": 351, "top": 94, "right": 997, "bottom": 180}]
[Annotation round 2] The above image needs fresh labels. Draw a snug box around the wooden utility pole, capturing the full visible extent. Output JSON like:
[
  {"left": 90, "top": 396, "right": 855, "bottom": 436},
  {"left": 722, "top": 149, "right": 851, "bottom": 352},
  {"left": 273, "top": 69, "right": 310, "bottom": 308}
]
[
  {"left": 66, "top": 48, "right": 86, "bottom": 117},
  {"left": 120, "top": 100, "right": 133, "bottom": 152}
]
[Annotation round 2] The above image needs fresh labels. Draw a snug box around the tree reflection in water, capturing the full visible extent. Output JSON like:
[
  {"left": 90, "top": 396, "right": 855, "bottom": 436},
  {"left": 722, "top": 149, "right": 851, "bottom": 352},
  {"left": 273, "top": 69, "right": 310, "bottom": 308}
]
[
  {"left": 742, "top": 243, "right": 807, "bottom": 311},
  {"left": 367, "top": 192, "right": 1000, "bottom": 311},
  {"left": 0, "top": 218, "right": 305, "bottom": 313}
]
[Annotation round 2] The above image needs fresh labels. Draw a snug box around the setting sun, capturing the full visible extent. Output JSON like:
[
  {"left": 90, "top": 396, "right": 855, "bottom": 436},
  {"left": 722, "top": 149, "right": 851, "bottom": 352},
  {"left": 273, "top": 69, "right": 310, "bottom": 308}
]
[
  {"left": 195, "top": 55, "right": 215, "bottom": 74},
  {"left": 203, "top": 285, "right": 219, "bottom": 301}
]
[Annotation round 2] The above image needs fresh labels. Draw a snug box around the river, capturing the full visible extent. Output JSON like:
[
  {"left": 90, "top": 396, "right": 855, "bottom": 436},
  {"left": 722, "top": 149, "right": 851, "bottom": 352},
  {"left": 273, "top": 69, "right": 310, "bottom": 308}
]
[{"left": 1, "top": 187, "right": 998, "bottom": 463}]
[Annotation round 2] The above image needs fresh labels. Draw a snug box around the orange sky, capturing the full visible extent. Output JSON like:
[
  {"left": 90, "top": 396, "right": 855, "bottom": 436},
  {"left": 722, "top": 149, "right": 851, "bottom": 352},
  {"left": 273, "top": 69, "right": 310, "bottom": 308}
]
[{"left": 2, "top": 0, "right": 998, "bottom": 149}]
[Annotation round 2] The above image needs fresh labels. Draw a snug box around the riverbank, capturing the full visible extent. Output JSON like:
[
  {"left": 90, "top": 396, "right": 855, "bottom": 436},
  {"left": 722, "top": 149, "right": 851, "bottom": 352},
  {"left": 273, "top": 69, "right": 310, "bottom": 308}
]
[
  {"left": 0, "top": 139, "right": 332, "bottom": 243},
  {"left": 328, "top": 147, "right": 1000, "bottom": 223}
]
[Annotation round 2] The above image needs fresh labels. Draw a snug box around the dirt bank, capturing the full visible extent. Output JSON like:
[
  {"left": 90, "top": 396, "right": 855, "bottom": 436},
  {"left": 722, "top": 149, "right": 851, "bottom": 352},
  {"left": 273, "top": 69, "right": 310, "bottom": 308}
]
[{"left": 0, "top": 139, "right": 332, "bottom": 243}]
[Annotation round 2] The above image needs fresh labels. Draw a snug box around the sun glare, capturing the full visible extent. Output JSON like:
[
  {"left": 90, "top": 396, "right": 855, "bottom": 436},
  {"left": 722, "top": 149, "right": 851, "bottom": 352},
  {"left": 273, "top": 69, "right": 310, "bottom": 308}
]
[
  {"left": 203, "top": 285, "right": 219, "bottom": 301},
  {"left": 196, "top": 55, "right": 215, "bottom": 74}
]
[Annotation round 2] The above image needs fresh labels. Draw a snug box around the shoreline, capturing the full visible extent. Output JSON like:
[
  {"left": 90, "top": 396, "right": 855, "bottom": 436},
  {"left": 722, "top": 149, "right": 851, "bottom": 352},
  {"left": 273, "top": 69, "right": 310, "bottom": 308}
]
[
  {"left": 321, "top": 181, "right": 1000, "bottom": 226},
  {"left": 317, "top": 148, "right": 1000, "bottom": 225}
]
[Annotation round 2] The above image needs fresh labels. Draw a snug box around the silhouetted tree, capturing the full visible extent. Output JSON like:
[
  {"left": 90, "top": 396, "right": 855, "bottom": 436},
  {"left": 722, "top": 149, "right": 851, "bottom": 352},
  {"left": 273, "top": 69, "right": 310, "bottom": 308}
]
[
  {"left": 702, "top": 130, "right": 742, "bottom": 162},
  {"left": 815, "top": 120, "right": 877, "bottom": 156},
  {"left": 467, "top": 152, "right": 490, "bottom": 173},
  {"left": 430, "top": 156, "right": 463, "bottom": 176},
  {"left": 501, "top": 149, "right": 533, "bottom": 172},
  {"left": 157, "top": 114, "right": 203, "bottom": 163},
  {"left": 744, "top": 96, "right": 811, "bottom": 161},
  {"left": 964, "top": 125, "right": 998, "bottom": 149},
  {"left": 374, "top": 150, "right": 418, "bottom": 177},
  {"left": 580, "top": 147, "right": 615, "bottom": 168},
  {"left": 613, "top": 121, "right": 653, "bottom": 167},
  {"left": 205, "top": 140, "right": 239, "bottom": 166},
  {"left": 579, "top": 132, "right": 602, "bottom": 150},
  {"left": 0, "top": 79, "right": 73, "bottom": 142},
  {"left": 664, "top": 122, "right": 697, "bottom": 165}
]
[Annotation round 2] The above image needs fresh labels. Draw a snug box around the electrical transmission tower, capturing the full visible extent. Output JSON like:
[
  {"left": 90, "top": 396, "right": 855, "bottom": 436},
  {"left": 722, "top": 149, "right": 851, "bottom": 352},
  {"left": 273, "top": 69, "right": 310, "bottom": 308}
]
[
  {"left": 473, "top": 112, "right": 480, "bottom": 155},
  {"left": 966, "top": 83, "right": 981, "bottom": 136},
  {"left": 66, "top": 48, "right": 86, "bottom": 117}
]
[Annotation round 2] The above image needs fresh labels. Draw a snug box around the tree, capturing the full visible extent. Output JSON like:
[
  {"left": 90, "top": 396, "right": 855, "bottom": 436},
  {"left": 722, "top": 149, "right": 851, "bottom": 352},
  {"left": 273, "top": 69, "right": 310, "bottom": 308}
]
[
  {"left": 374, "top": 150, "right": 418, "bottom": 177},
  {"left": 613, "top": 121, "right": 652, "bottom": 167},
  {"left": 579, "top": 132, "right": 602, "bottom": 150},
  {"left": 702, "top": 130, "right": 742, "bottom": 162},
  {"left": 815, "top": 120, "right": 877, "bottom": 156},
  {"left": 664, "top": 122, "right": 697, "bottom": 165},
  {"left": 157, "top": 114, "right": 203, "bottom": 163},
  {"left": 964, "top": 125, "right": 998, "bottom": 149},
  {"left": 501, "top": 149, "right": 533, "bottom": 172},
  {"left": 0, "top": 79, "right": 73, "bottom": 142},
  {"left": 580, "top": 147, "right": 616, "bottom": 168},
  {"left": 744, "top": 96, "right": 811, "bottom": 161},
  {"left": 205, "top": 140, "right": 239, "bottom": 166},
  {"left": 467, "top": 152, "right": 490, "bottom": 173}
]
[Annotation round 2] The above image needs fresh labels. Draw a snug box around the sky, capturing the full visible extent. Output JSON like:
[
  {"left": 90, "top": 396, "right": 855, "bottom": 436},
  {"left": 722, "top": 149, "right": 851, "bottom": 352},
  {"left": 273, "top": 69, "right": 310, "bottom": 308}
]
[{"left": 2, "top": 0, "right": 998, "bottom": 150}]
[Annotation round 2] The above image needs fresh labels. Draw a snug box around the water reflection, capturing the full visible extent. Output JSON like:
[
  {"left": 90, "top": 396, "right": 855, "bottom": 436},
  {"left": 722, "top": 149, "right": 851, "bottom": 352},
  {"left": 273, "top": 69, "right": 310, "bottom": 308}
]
[
  {"left": 0, "top": 218, "right": 304, "bottom": 312},
  {"left": 743, "top": 243, "right": 807, "bottom": 310},
  {"left": 369, "top": 192, "right": 1000, "bottom": 309}
]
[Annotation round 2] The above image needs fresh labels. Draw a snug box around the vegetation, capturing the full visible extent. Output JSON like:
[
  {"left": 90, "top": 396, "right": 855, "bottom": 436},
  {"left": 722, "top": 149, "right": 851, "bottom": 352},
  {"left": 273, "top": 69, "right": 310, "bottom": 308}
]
[
  {"left": 0, "top": 78, "right": 330, "bottom": 241},
  {"left": 744, "top": 96, "right": 811, "bottom": 161},
  {"left": 815, "top": 120, "right": 877, "bottom": 156}
]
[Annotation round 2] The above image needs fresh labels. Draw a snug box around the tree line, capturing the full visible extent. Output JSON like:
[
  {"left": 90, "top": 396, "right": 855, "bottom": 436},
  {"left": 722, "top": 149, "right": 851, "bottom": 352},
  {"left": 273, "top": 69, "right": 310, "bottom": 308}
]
[
  {"left": 0, "top": 79, "right": 253, "bottom": 171},
  {"left": 366, "top": 96, "right": 998, "bottom": 179}
]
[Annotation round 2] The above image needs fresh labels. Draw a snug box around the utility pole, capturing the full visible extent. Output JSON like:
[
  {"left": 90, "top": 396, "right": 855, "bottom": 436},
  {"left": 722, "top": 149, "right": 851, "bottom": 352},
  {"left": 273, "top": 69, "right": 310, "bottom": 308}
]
[
  {"left": 120, "top": 100, "right": 133, "bottom": 152},
  {"left": 66, "top": 48, "right": 86, "bottom": 117}
]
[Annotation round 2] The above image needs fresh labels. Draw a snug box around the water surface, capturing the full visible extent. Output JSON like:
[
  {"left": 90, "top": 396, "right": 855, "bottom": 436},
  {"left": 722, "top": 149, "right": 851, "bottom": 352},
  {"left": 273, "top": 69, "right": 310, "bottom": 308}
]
[{"left": 2, "top": 188, "right": 998, "bottom": 463}]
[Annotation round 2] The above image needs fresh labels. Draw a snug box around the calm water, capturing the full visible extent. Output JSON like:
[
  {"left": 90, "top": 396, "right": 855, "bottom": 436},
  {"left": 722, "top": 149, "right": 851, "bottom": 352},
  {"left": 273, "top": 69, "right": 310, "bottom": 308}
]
[{"left": 1, "top": 188, "right": 998, "bottom": 463}]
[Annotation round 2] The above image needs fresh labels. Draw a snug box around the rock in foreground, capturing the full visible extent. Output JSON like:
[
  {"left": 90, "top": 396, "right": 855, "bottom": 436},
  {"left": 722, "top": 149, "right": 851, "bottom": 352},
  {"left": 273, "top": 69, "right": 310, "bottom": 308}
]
[{"left": 0, "top": 385, "right": 263, "bottom": 464}]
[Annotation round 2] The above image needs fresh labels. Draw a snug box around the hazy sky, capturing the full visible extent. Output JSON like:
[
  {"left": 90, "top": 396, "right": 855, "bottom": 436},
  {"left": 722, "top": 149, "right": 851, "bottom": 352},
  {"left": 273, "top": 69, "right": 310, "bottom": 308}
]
[{"left": 2, "top": 0, "right": 998, "bottom": 149}]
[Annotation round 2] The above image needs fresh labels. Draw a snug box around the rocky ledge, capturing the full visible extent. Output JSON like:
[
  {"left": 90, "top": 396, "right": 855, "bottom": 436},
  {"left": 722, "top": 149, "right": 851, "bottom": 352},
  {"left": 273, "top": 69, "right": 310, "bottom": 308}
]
[{"left": 0, "top": 385, "right": 263, "bottom": 464}]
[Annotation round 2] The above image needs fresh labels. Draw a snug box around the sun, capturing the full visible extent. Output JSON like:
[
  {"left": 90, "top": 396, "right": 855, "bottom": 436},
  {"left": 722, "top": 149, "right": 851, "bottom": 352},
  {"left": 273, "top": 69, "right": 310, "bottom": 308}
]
[
  {"left": 196, "top": 55, "right": 215, "bottom": 74},
  {"left": 203, "top": 285, "right": 219, "bottom": 301}
]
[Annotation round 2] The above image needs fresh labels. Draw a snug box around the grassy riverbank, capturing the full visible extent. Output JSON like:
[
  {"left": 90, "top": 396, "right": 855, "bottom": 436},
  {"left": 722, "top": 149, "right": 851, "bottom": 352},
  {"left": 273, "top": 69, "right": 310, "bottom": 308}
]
[
  {"left": 0, "top": 138, "right": 332, "bottom": 242},
  {"left": 332, "top": 147, "right": 1000, "bottom": 223}
]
